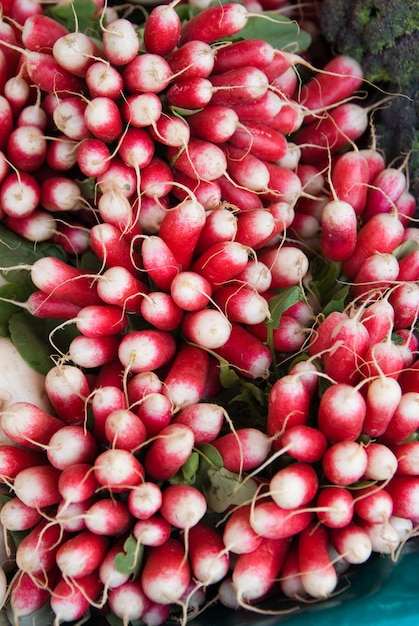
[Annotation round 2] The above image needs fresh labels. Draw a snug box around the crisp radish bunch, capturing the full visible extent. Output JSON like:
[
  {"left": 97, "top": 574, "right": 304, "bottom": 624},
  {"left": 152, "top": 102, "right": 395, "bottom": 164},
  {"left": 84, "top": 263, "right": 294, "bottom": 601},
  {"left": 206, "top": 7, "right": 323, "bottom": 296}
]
[{"left": 0, "top": 1, "right": 417, "bottom": 625}]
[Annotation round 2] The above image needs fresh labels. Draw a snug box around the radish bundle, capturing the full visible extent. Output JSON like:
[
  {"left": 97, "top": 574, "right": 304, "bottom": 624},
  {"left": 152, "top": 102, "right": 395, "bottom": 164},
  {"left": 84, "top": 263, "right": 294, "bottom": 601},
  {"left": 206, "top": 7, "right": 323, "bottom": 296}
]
[{"left": 0, "top": 0, "right": 417, "bottom": 624}]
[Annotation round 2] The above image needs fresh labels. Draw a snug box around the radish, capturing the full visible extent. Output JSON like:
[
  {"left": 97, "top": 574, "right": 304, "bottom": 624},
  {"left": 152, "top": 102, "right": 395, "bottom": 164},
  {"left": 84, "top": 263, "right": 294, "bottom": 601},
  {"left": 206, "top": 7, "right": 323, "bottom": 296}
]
[
  {"left": 50, "top": 572, "right": 103, "bottom": 624},
  {"left": 269, "top": 462, "right": 318, "bottom": 510},
  {"left": 0, "top": 444, "right": 46, "bottom": 481},
  {"left": 98, "top": 540, "right": 131, "bottom": 590},
  {"left": 258, "top": 245, "right": 309, "bottom": 289},
  {"left": 140, "top": 156, "right": 174, "bottom": 199},
  {"left": 172, "top": 402, "right": 224, "bottom": 444},
  {"left": 227, "top": 120, "right": 288, "bottom": 161},
  {"left": 96, "top": 265, "right": 146, "bottom": 314},
  {"left": 55, "top": 530, "right": 109, "bottom": 578},
  {"left": 328, "top": 522, "right": 372, "bottom": 564},
  {"left": 362, "top": 375, "right": 402, "bottom": 438},
  {"left": 101, "top": 18, "right": 140, "bottom": 66},
  {"left": 353, "top": 485, "right": 394, "bottom": 524},
  {"left": 1, "top": 401, "right": 63, "bottom": 450},
  {"left": 331, "top": 151, "right": 370, "bottom": 214},
  {"left": 91, "top": 385, "right": 127, "bottom": 443},
  {"left": 363, "top": 167, "right": 407, "bottom": 221},
  {"left": 392, "top": 441, "right": 419, "bottom": 476},
  {"left": 4, "top": 75, "right": 30, "bottom": 116},
  {"left": 232, "top": 537, "right": 290, "bottom": 606},
  {"left": 10, "top": 570, "right": 53, "bottom": 620},
  {"left": 322, "top": 440, "right": 368, "bottom": 486},
  {"left": 141, "top": 235, "right": 180, "bottom": 292},
  {"left": 158, "top": 197, "right": 207, "bottom": 270},
  {"left": 52, "top": 32, "right": 99, "bottom": 78},
  {"left": 143, "top": 3, "right": 181, "bottom": 56},
  {"left": 56, "top": 498, "right": 95, "bottom": 533},
  {"left": 58, "top": 463, "right": 99, "bottom": 504},
  {"left": 213, "top": 284, "right": 270, "bottom": 325},
  {"left": 14, "top": 463, "right": 61, "bottom": 510},
  {"left": 167, "top": 138, "right": 228, "bottom": 182},
  {"left": 150, "top": 112, "right": 191, "bottom": 148},
  {"left": 128, "top": 481, "right": 163, "bottom": 520},
  {"left": 160, "top": 484, "right": 207, "bottom": 535},
  {"left": 6, "top": 124, "right": 47, "bottom": 172},
  {"left": 76, "top": 137, "right": 111, "bottom": 177},
  {"left": 389, "top": 282, "right": 419, "bottom": 329},
  {"left": 386, "top": 476, "right": 419, "bottom": 523},
  {"left": 84, "top": 96, "right": 124, "bottom": 143},
  {"left": 104, "top": 408, "right": 147, "bottom": 452},
  {"left": 140, "top": 291, "right": 183, "bottom": 331},
  {"left": 215, "top": 322, "right": 272, "bottom": 379},
  {"left": 127, "top": 371, "right": 162, "bottom": 405},
  {"left": 379, "top": 392, "right": 419, "bottom": 445},
  {"left": 178, "top": 3, "right": 249, "bottom": 45},
  {"left": 298, "top": 521, "right": 338, "bottom": 598},
  {"left": 322, "top": 314, "right": 370, "bottom": 385},
  {"left": 210, "top": 67, "right": 270, "bottom": 107},
  {"left": 52, "top": 96, "right": 90, "bottom": 141},
  {"left": 280, "top": 424, "right": 328, "bottom": 463},
  {"left": 212, "top": 427, "right": 271, "bottom": 473},
  {"left": 136, "top": 392, "right": 173, "bottom": 439},
  {"left": 85, "top": 60, "right": 124, "bottom": 100},
  {"left": 15, "top": 518, "right": 64, "bottom": 576},
  {"left": 187, "top": 106, "right": 240, "bottom": 145},
  {"left": 94, "top": 448, "right": 144, "bottom": 492},
  {"left": 317, "top": 383, "right": 366, "bottom": 442},
  {"left": 90, "top": 222, "right": 141, "bottom": 273},
  {"left": 47, "top": 425, "right": 97, "bottom": 470},
  {"left": 315, "top": 486, "right": 354, "bottom": 528},
  {"left": 143, "top": 423, "right": 195, "bottom": 481},
  {"left": 141, "top": 538, "right": 191, "bottom": 605},
  {"left": 0, "top": 96, "right": 13, "bottom": 152},
  {"left": 167, "top": 40, "right": 215, "bottom": 79},
  {"left": 46, "top": 135, "right": 78, "bottom": 171},
  {"left": 68, "top": 334, "right": 121, "bottom": 369},
  {"left": 0, "top": 495, "right": 42, "bottom": 531},
  {"left": 223, "top": 147, "right": 271, "bottom": 194},
  {"left": 84, "top": 498, "right": 133, "bottom": 536},
  {"left": 166, "top": 76, "right": 214, "bottom": 110},
  {"left": 216, "top": 173, "right": 263, "bottom": 211},
  {"left": 133, "top": 515, "right": 172, "bottom": 547},
  {"left": 188, "top": 522, "right": 230, "bottom": 585},
  {"left": 163, "top": 343, "right": 210, "bottom": 410},
  {"left": 181, "top": 308, "right": 232, "bottom": 350},
  {"left": 191, "top": 240, "right": 250, "bottom": 288},
  {"left": 108, "top": 579, "right": 149, "bottom": 624},
  {"left": 0, "top": 170, "right": 40, "bottom": 219},
  {"left": 21, "top": 13, "right": 69, "bottom": 53},
  {"left": 267, "top": 374, "right": 311, "bottom": 447},
  {"left": 123, "top": 53, "right": 172, "bottom": 94},
  {"left": 121, "top": 92, "right": 162, "bottom": 129},
  {"left": 118, "top": 329, "right": 177, "bottom": 374},
  {"left": 250, "top": 499, "right": 314, "bottom": 539},
  {"left": 44, "top": 363, "right": 91, "bottom": 426},
  {"left": 23, "top": 50, "right": 86, "bottom": 95},
  {"left": 235, "top": 260, "right": 272, "bottom": 294},
  {"left": 213, "top": 38, "right": 274, "bottom": 74},
  {"left": 320, "top": 199, "right": 358, "bottom": 262},
  {"left": 170, "top": 271, "right": 212, "bottom": 311},
  {"left": 357, "top": 518, "right": 401, "bottom": 555},
  {"left": 222, "top": 505, "right": 263, "bottom": 555}
]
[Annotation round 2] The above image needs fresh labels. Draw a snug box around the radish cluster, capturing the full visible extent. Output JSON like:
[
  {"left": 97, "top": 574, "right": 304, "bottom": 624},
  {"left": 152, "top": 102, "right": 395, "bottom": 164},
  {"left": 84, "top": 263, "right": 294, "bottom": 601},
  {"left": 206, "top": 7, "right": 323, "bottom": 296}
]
[{"left": 0, "top": 0, "right": 418, "bottom": 624}]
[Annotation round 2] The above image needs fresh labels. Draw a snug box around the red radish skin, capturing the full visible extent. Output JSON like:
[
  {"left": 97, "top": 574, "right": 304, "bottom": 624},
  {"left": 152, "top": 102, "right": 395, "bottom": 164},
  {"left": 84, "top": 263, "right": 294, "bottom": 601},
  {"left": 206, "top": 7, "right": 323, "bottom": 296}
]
[
  {"left": 91, "top": 385, "right": 127, "bottom": 443},
  {"left": 0, "top": 496, "right": 42, "bottom": 531},
  {"left": 101, "top": 18, "right": 140, "bottom": 66},
  {"left": 320, "top": 199, "right": 358, "bottom": 262},
  {"left": 267, "top": 374, "right": 311, "bottom": 447},
  {"left": 141, "top": 538, "right": 191, "bottom": 605},
  {"left": 44, "top": 364, "right": 90, "bottom": 426},
  {"left": 118, "top": 329, "right": 176, "bottom": 374},
  {"left": 141, "top": 235, "right": 180, "bottom": 292},
  {"left": 172, "top": 402, "right": 224, "bottom": 445},
  {"left": 1, "top": 401, "right": 64, "bottom": 450},
  {"left": 99, "top": 541, "right": 131, "bottom": 590},
  {"left": 363, "top": 167, "right": 407, "bottom": 221},
  {"left": 227, "top": 120, "right": 288, "bottom": 161},
  {"left": 298, "top": 522, "right": 338, "bottom": 598},
  {"left": 281, "top": 425, "right": 328, "bottom": 463},
  {"left": 104, "top": 408, "right": 147, "bottom": 452},
  {"left": 52, "top": 32, "right": 99, "bottom": 78},
  {"left": 97, "top": 265, "right": 147, "bottom": 314},
  {"left": 181, "top": 308, "right": 232, "bottom": 350},
  {"left": 212, "top": 427, "right": 271, "bottom": 473},
  {"left": 6, "top": 124, "right": 47, "bottom": 172},
  {"left": 187, "top": 105, "right": 240, "bottom": 144},
  {"left": 216, "top": 173, "right": 263, "bottom": 211},
  {"left": 329, "top": 522, "right": 372, "bottom": 564},
  {"left": 331, "top": 151, "right": 370, "bottom": 214},
  {"left": 13, "top": 464, "right": 61, "bottom": 509},
  {"left": 149, "top": 112, "right": 190, "bottom": 148},
  {"left": 213, "top": 284, "right": 270, "bottom": 325},
  {"left": 213, "top": 38, "right": 274, "bottom": 74},
  {"left": 47, "top": 425, "right": 97, "bottom": 470},
  {"left": 223, "top": 505, "right": 263, "bottom": 555},
  {"left": 24, "top": 50, "right": 85, "bottom": 95},
  {"left": 108, "top": 579, "right": 149, "bottom": 624},
  {"left": 163, "top": 343, "right": 210, "bottom": 410},
  {"left": 55, "top": 531, "right": 109, "bottom": 579},
  {"left": 178, "top": 3, "right": 249, "bottom": 45},
  {"left": 128, "top": 482, "right": 163, "bottom": 520},
  {"left": 140, "top": 291, "right": 184, "bottom": 331},
  {"left": 210, "top": 67, "right": 270, "bottom": 107},
  {"left": 362, "top": 376, "right": 402, "bottom": 438},
  {"left": 94, "top": 448, "right": 144, "bottom": 493},
  {"left": 167, "top": 40, "right": 215, "bottom": 79},
  {"left": 0, "top": 96, "right": 13, "bottom": 152},
  {"left": 50, "top": 573, "right": 103, "bottom": 624},
  {"left": 315, "top": 486, "right": 354, "bottom": 528},
  {"left": 133, "top": 515, "right": 172, "bottom": 547},
  {"left": 136, "top": 392, "right": 173, "bottom": 439},
  {"left": 85, "top": 61, "right": 125, "bottom": 100},
  {"left": 76, "top": 138, "right": 111, "bottom": 178},
  {"left": 270, "top": 462, "right": 318, "bottom": 510},
  {"left": 166, "top": 77, "right": 214, "bottom": 110},
  {"left": 160, "top": 484, "right": 207, "bottom": 531},
  {"left": 10, "top": 570, "right": 52, "bottom": 619},
  {"left": 379, "top": 392, "right": 419, "bottom": 445},
  {"left": 392, "top": 441, "right": 419, "bottom": 476},
  {"left": 0, "top": 445, "right": 46, "bottom": 481},
  {"left": 223, "top": 147, "right": 271, "bottom": 194},
  {"left": 16, "top": 519, "right": 65, "bottom": 576},
  {"left": 322, "top": 315, "right": 370, "bottom": 385},
  {"left": 232, "top": 537, "right": 290, "bottom": 605},
  {"left": 123, "top": 53, "right": 172, "bottom": 94},
  {"left": 250, "top": 499, "right": 314, "bottom": 540},
  {"left": 90, "top": 222, "right": 141, "bottom": 274},
  {"left": 0, "top": 170, "right": 40, "bottom": 218},
  {"left": 68, "top": 335, "right": 121, "bottom": 369},
  {"left": 144, "top": 423, "right": 195, "bottom": 481},
  {"left": 56, "top": 498, "right": 96, "bottom": 533},
  {"left": 52, "top": 96, "right": 90, "bottom": 141},
  {"left": 191, "top": 240, "right": 250, "bottom": 289},
  {"left": 317, "top": 383, "right": 366, "bottom": 442},
  {"left": 84, "top": 499, "right": 133, "bottom": 536},
  {"left": 167, "top": 138, "right": 228, "bottom": 182},
  {"left": 322, "top": 441, "right": 368, "bottom": 486},
  {"left": 170, "top": 271, "right": 212, "bottom": 311},
  {"left": 121, "top": 92, "right": 162, "bottom": 129},
  {"left": 189, "top": 522, "right": 230, "bottom": 585},
  {"left": 158, "top": 197, "right": 207, "bottom": 270},
  {"left": 58, "top": 463, "right": 99, "bottom": 504},
  {"left": 140, "top": 156, "right": 174, "bottom": 199},
  {"left": 353, "top": 486, "right": 394, "bottom": 524},
  {"left": 258, "top": 245, "right": 309, "bottom": 289}
]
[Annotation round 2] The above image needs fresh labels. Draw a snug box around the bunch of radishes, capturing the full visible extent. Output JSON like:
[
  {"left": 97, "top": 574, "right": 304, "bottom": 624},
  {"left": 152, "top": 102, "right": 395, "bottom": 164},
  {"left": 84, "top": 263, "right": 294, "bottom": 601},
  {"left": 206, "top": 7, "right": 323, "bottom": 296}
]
[{"left": 0, "top": 0, "right": 418, "bottom": 624}]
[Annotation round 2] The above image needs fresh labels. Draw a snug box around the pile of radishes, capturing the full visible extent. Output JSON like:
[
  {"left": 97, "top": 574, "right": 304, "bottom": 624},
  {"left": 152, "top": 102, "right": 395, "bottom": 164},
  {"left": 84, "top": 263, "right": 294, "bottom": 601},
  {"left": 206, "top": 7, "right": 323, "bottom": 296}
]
[{"left": 0, "top": 0, "right": 418, "bottom": 624}]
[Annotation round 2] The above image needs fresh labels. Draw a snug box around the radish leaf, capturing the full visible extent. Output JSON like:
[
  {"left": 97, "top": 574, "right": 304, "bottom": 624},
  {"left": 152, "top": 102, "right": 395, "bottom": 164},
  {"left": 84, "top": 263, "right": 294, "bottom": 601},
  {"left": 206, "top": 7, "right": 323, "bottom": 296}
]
[{"left": 114, "top": 534, "right": 144, "bottom": 576}]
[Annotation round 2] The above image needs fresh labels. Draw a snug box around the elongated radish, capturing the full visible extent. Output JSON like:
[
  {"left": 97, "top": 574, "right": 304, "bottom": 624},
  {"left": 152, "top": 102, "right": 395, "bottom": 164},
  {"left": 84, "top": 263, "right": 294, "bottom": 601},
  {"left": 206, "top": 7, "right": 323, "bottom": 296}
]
[
  {"left": 14, "top": 464, "right": 61, "bottom": 509},
  {"left": 250, "top": 499, "right": 314, "bottom": 539},
  {"left": 379, "top": 392, "right": 419, "bottom": 445},
  {"left": 178, "top": 3, "right": 249, "bottom": 45},
  {"left": 187, "top": 105, "right": 240, "bottom": 144},
  {"left": 227, "top": 120, "right": 288, "bottom": 161},
  {"left": 68, "top": 334, "right": 121, "bottom": 369},
  {"left": 173, "top": 402, "right": 224, "bottom": 445},
  {"left": 267, "top": 374, "right": 310, "bottom": 446},
  {"left": 212, "top": 427, "right": 271, "bottom": 472},
  {"left": 0, "top": 495, "right": 42, "bottom": 531},
  {"left": 215, "top": 321, "right": 272, "bottom": 379},
  {"left": 0, "top": 444, "right": 46, "bottom": 481},
  {"left": 123, "top": 53, "right": 172, "bottom": 94},
  {"left": 189, "top": 522, "right": 230, "bottom": 585},
  {"left": 97, "top": 265, "right": 147, "bottom": 314},
  {"left": 16, "top": 519, "right": 65, "bottom": 575},
  {"left": 58, "top": 463, "right": 99, "bottom": 504},
  {"left": 1, "top": 401, "right": 64, "bottom": 449},
  {"left": 163, "top": 343, "right": 209, "bottom": 410},
  {"left": 118, "top": 329, "right": 176, "bottom": 374},
  {"left": 165, "top": 77, "right": 214, "bottom": 109},
  {"left": 298, "top": 521, "right": 338, "bottom": 598},
  {"left": 10, "top": 570, "right": 53, "bottom": 619},
  {"left": 141, "top": 538, "right": 191, "bottom": 605},
  {"left": 50, "top": 572, "right": 103, "bottom": 624},
  {"left": 167, "top": 40, "right": 215, "bottom": 79},
  {"left": 320, "top": 199, "right": 358, "bottom": 262},
  {"left": 362, "top": 375, "right": 402, "bottom": 438},
  {"left": 167, "top": 138, "right": 227, "bottom": 182},
  {"left": 213, "top": 284, "right": 270, "bottom": 325},
  {"left": 317, "top": 383, "right": 366, "bottom": 442},
  {"left": 136, "top": 392, "right": 172, "bottom": 439},
  {"left": 55, "top": 531, "right": 109, "bottom": 579},
  {"left": 47, "top": 425, "right": 97, "bottom": 470},
  {"left": 191, "top": 240, "right": 250, "bottom": 289},
  {"left": 144, "top": 423, "right": 195, "bottom": 481},
  {"left": 158, "top": 197, "right": 206, "bottom": 270}
]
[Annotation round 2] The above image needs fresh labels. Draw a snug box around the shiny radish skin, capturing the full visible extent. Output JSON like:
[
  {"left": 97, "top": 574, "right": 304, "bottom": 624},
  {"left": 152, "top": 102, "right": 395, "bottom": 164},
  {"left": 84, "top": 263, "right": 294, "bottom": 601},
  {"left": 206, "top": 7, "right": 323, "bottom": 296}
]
[{"left": 178, "top": 3, "right": 249, "bottom": 45}]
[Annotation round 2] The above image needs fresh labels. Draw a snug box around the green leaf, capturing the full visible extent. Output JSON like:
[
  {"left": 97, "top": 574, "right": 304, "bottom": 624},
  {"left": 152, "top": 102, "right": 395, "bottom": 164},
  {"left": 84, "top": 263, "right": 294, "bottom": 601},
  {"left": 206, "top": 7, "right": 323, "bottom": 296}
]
[
  {"left": 321, "top": 284, "right": 350, "bottom": 316},
  {"left": 226, "top": 11, "right": 311, "bottom": 52},
  {"left": 218, "top": 357, "right": 241, "bottom": 388},
  {"left": 266, "top": 285, "right": 305, "bottom": 331},
  {"left": 8, "top": 311, "right": 54, "bottom": 375},
  {"left": 0, "top": 282, "right": 29, "bottom": 337},
  {"left": 169, "top": 451, "right": 200, "bottom": 485},
  {"left": 0, "top": 224, "right": 66, "bottom": 286},
  {"left": 48, "top": 0, "right": 101, "bottom": 36},
  {"left": 114, "top": 534, "right": 144, "bottom": 577},
  {"left": 203, "top": 467, "right": 259, "bottom": 513},
  {"left": 392, "top": 239, "right": 419, "bottom": 260}
]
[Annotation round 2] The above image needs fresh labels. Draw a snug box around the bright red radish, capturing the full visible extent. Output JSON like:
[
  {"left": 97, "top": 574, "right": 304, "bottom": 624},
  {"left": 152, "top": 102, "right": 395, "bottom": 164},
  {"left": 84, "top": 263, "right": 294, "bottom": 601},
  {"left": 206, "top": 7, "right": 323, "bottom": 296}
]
[
  {"left": 0, "top": 496, "right": 42, "bottom": 531},
  {"left": 13, "top": 464, "right": 61, "bottom": 509},
  {"left": 133, "top": 515, "right": 172, "bottom": 547},
  {"left": 163, "top": 343, "right": 209, "bottom": 410},
  {"left": 6, "top": 124, "right": 47, "bottom": 172},
  {"left": 281, "top": 424, "right": 328, "bottom": 463},
  {"left": 362, "top": 375, "right": 402, "bottom": 438},
  {"left": 85, "top": 61, "right": 125, "bottom": 100},
  {"left": 0, "top": 445, "right": 46, "bottom": 481},
  {"left": 267, "top": 374, "right": 311, "bottom": 447},
  {"left": 191, "top": 240, "right": 250, "bottom": 288},
  {"left": 44, "top": 363, "right": 91, "bottom": 426},
  {"left": 270, "top": 462, "right": 318, "bottom": 510},
  {"left": 215, "top": 321, "right": 272, "bottom": 379},
  {"left": 1, "top": 401, "right": 63, "bottom": 449},
  {"left": 250, "top": 499, "right": 314, "bottom": 540},
  {"left": 160, "top": 484, "right": 207, "bottom": 532},
  {"left": 97, "top": 265, "right": 147, "bottom": 314},
  {"left": 123, "top": 53, "right": 172, "bottom": 94},
  {"left": 15, "top": 519, "right": 64, "bottom": 576},
  {"left": 167, "top": 40, "right": 215, "bottom": 79},
  {"left": 178, "top": 3, "right": 249, "bottom": 45},
  {"left": 136, "top": 392, "right": 172, "bottom": 439},
  {"left": 50, "top": 572, "right": 103, "bottom": 624},
  {"left": 232, "top": 537, "right": 289, "bottom": 606},
  {"left": 141, "top": 538, "right": 191, "bottom": 605},
  {"left": 158, "top": 197, "right": 206, "bottom": 270},
  {"left": 101, "top": 18, "right": 140, "bottom": 66},
  {"left": 94, "top": 448, "right": 144, "bottom": 492},
  {"left": 317, "top": 383, "right": 366, "bottom": 442},
  {"left": 55, "top": 531, "right": 109, "bottom": 579},
  {"left": 379, "top": 392, "right": 419, "bottom": 445},
  {"left": 212, "top": 427, "right": 271, "bottom": 473},
  {"left": 315, "top": 486, "right": 354, "bottom": 528},
  {"left": 320, "top": 199, "right": 358, "bottom": 262},
  {"left": 298, "top": 521, "right": 338, "bottom": 598},
  {"left": 144, "top": 423, "right": 195, "bottom": 481},
  {"left": 223, "top": 505, "right": 263, "bottom": 555},
  {"left": 322, "top": 440, "right": 368, "bottom": 486},
  {"left": 10, "top": 570, "right": 52, "bottom": 619},
  {"left": 68, "top": 334, "right": 121, "bottom": 369},
  {"left": 58, "top": 463, "right": 99, "bottom": 504},
  {"left": 188, "top": 522, "right": 230, "bottom": 585},
  {"left": 167, "top": 138, "right": 227, "bottom": 182}
]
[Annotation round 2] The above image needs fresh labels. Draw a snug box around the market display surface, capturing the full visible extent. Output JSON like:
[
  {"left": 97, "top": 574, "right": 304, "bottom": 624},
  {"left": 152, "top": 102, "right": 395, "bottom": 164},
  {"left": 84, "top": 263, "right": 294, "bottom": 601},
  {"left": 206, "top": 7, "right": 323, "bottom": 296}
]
[{"left": 0, "top": 0, "right": 417, "bottom": 624}]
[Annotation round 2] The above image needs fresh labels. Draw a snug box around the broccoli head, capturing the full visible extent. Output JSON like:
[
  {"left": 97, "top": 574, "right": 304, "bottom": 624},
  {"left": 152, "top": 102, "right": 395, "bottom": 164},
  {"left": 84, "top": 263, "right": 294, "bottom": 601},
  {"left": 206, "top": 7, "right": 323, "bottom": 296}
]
[{"left": 319, "top": 0, "right": 419, "bottom": 208}]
